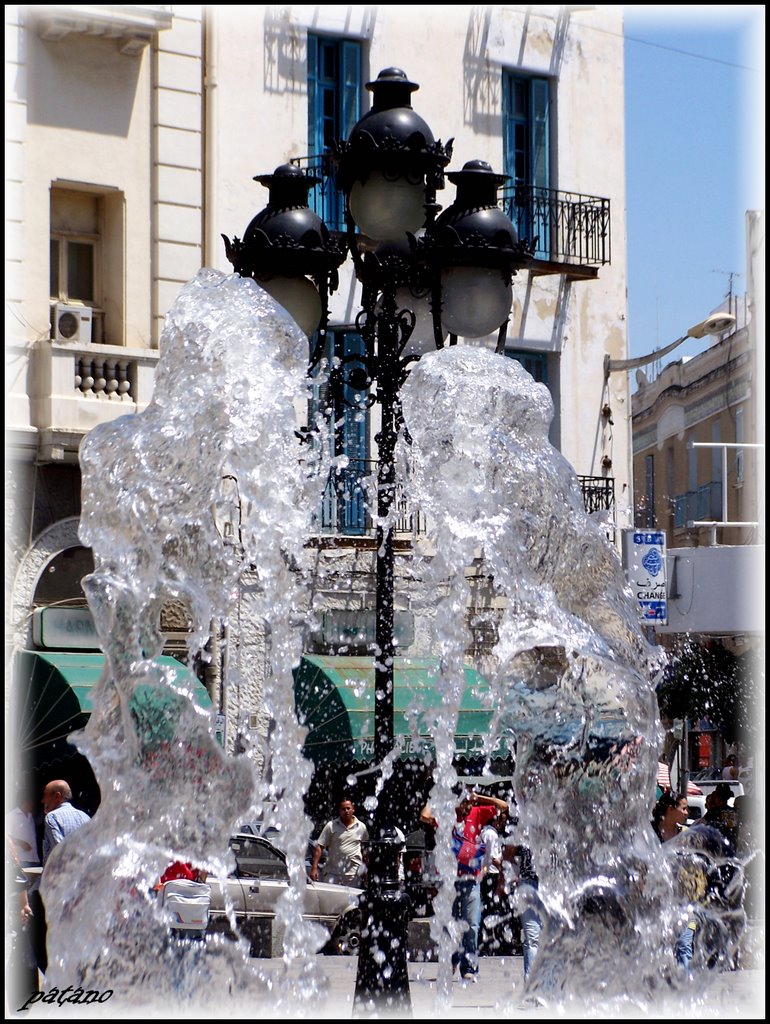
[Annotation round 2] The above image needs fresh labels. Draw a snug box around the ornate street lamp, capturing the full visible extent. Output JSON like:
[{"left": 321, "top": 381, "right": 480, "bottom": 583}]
[
  {"left": 226, "top": 68, "right": 527, "bottom": 1015},
  {"left": 332, "top": 70, "right": 527, "bottom": 1014},
  {"left": 222, "top": 162, "right": 345, "bottom": 347},
  {"left": 422, "top": 159, "right": 532, "bottom": 352}
]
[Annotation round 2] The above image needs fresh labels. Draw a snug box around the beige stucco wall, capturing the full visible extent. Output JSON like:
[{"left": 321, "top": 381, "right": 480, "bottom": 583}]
[{"left": 5, "top": 5, "right": 204, "bottom": 439}]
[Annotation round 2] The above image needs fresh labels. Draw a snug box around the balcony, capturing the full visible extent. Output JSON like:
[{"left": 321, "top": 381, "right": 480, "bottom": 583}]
[
  {"left": 291, "top": 158, "right": 611, "bottom": 280},
  {"left": 578, "top": 475, "right": 615, "bottom": 516},
  {"left": 314, "top": 465, "right": 614, "bottom": 541},
  {"left": 314, "top": 460, "right": 427, "bottom": 541},
  {"left": 30, "top": 5, "right": 173, "bottom": 54},
  {"left": 500, "top": 184, "right": 611, "bottom": 278},
  {"left": 674, "top": 481, "right": 723, "bottom": 529},
  {"left": 31, "top": 339, "right": 160, "bottom": 460}
]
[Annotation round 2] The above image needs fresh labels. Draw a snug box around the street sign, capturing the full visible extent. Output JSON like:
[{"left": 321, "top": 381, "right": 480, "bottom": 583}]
[
  {"left": 215, "top": 713, "right": 226, "bottom": 748},
  {"left": 32, "top": 606, "right": 100, "bottom": 649},
  {"left": 622, "top": 530, "right": 668, "bottom": 624}
]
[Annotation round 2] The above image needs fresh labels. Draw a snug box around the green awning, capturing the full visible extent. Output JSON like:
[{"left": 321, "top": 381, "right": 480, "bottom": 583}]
[
  {"left": 16, "top": 651, "right": 212, "bottom": 766},
  {"left": 293, "top": 655, "right": 510, "bottom": 764}
]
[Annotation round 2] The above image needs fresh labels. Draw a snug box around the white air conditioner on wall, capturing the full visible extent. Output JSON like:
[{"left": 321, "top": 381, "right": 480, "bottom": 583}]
[{"left": 53, "top": 303, "right": 92, "bottom": 344}]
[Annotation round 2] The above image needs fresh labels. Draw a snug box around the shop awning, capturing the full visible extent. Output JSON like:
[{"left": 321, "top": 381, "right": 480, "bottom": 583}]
[
  {"left": 293, "top": 655, "right": 510, "bottom": 764},
  {"left": 16, "top": 651, "right": 212, "bottom": 766}
]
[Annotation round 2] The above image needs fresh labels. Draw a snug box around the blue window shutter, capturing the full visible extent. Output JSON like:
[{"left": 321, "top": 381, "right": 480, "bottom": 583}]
[
  {"left": 307, "top": 34, "right": 320, "bottom": 155},
  {"left": 337, "top": 41, "right": 361, "bottom": 228},
  {"left": 506, "top": 349, "right": 549, "bottom": 387},
  {"left": 503, "top": 71, "right": 551, "bottom": 257},
  {"left": 530, "top": 77, "right": 550, "bottom": 190},
  {"left": 340, "top": 332, "right": 368, "bottom": 533},
  {"left": 311, "top": 330, "right": 370, "bottom": 535},
  {"left": 306, "top": 35, "right": 361, "bottom": 230},
  {"left": 340, "top": 41, "right": 361, "bottom": 137}
]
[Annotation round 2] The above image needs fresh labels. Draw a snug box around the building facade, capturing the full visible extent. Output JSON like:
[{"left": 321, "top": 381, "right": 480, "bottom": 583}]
[
  {"left": 630, "top": 211, "right": 764, "bottom": 783},
  {"left": 6, "top": 6, "right": 631, "bottom": 799},
  {"left": 6, "top": 4, "right": 205, "bottom": 801}
]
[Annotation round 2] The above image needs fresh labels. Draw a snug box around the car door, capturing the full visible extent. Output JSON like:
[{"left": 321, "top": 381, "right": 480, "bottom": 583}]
[{"left": 229, "top": 835, "right": 289, "bottom": 918}]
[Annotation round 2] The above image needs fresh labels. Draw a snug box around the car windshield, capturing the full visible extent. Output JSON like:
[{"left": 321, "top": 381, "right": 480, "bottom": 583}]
[{"left": 229, "top": 836, "right": 289, "bottom": 880}]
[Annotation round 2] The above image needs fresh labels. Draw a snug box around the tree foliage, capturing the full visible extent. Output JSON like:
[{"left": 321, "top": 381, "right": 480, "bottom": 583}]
[{"left": 656, "top": 640, "right": 760, "bottom": 745}]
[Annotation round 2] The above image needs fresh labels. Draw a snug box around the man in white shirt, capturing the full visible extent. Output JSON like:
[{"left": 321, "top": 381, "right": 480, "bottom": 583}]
[
  {"left": 479, "top": 809, "right": 506, "bottom": 953},
  {"left": 27, "top": 780, "right": 90, "bottom": 975},
  {"left": 310, "top": 799, "right": 369, "bottom": 886},
  {"left": 6, "top": 795, "right": 40, "bottom": 866}
]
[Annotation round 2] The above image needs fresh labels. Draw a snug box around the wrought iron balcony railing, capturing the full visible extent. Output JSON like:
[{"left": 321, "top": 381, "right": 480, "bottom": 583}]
[
  {"left": 292, "top": 156, "right": 611, "bottom": 274},
  {"left": 314, "top": 460, "right": 427, "bottom": 538},
  {"left": 578, "top": 475, "right": 615, "bottom": 516},
  {"left": 500, "top": 184, "right": 611, "bottom": 271},
  {"left": 315, "top": 466, "right": 614, "bottom": 539}
]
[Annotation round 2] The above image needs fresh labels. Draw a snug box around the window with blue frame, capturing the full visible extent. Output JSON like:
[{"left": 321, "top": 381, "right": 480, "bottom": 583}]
[
  {"left": 307, "top": 35, "right": 362, "bottom": 231},
  {"left": 505, "top": 349, "right": 549, "bottom": 387},
  {"left": 310, "top": 331, "right": 370, "bottom": 535},
  {"left": 502, "top": 72, "right": 551, "bottom": 258}
]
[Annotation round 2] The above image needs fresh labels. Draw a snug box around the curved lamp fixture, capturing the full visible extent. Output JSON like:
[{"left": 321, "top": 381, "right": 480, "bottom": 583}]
[
  {"left": 222, "top": 163, "right": 345, "bottom": 339},
  {"left": 332, "top": 67, "right": 453, "bottom": 244},
  {"left": 604, "top": 311, "right": 737, "bottom": 380},
  {"left": 422, "top": 159, "right": 531, "bottom": 347}
]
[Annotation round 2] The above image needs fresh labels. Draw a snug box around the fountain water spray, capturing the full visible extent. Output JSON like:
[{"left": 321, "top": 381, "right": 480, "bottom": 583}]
[
  {"left": 43, "top": 270, "right": 328, "bottom": 1008},
  {"left": 400, "top": 345, "right": 744, "bottom": 1010},
  {"left": 39, "top": 273, "right": 749, "bottom": 1016}
]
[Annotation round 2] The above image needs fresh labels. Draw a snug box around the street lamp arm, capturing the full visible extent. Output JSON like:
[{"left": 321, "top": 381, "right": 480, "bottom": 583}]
[
  {"left": 604, "top": 333, "right": 687, "bottom": 377},
  {"left": 603, "top": 311, "right": 736, "bottom": 380}
]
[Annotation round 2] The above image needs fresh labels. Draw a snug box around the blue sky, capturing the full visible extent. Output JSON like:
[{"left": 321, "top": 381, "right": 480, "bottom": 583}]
[{"left": 623, "top": 5, "right": 765, "bottom": 364}]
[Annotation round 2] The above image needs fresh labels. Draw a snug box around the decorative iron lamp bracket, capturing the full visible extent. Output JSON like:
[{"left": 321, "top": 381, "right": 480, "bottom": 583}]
[
  {"left": 418, "top": 160, "right": 530, "bottom": 351},
  {"left": 222, "top": 163, "right": 345, "bottom": 357}
]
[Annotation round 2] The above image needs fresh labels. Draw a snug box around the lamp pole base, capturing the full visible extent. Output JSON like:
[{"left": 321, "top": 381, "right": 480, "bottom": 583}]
[{"left": 353, "top": 884, "right": 412, "bottom": 1017}]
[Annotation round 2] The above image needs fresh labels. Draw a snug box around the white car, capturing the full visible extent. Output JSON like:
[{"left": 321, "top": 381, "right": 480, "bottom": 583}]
[
  {"left": 686, "top": 779, "right": 744, "bottom": 822},
  {"left": 208, "top": 834, "right": 362, "bottom": 953}
]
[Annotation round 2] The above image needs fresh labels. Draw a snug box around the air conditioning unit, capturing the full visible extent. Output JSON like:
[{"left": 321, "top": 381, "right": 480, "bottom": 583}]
[{"left": 53, "top": 303, "right": 92, "bottom": 344}]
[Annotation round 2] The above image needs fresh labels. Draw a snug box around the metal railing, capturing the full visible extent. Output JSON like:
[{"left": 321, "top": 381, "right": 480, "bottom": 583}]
[
  {"left": 673, "top": 481, "right": 723, "bottom": 528},
  {"left": 291, "top": 157, "right": 611, "bottom": 268},
  {"left": 500, "top": 184, "right": 611, "bottom": 267},
  {"left": 314, "top": 466, "right": 614, "bottom": 538},
  {"left": 314, "top": 460, "right": 427, "bottom": 537},
  {"left": 578, "top": 475, "right": 615, "bottom": 516}
]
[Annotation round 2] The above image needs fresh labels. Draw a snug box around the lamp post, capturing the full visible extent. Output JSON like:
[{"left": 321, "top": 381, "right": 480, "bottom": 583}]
[
  {"left": 225, "top": 67, "right": 529, "bottom": 1013},
  {"left": 603, "top": 311, "right": 736, "bottom": 380}
]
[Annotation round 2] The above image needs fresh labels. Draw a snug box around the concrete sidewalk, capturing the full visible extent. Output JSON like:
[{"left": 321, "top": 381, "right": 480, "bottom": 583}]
[
  {"left": 252, "top": 954, "right": 766, "bottom": 1020},
  {"left": 12, "top": 955, "right": 765, "bottom": 1019}
]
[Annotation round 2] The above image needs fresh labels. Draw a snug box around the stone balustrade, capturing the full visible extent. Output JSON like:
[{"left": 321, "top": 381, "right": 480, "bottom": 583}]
[{"left": 31, "top": 341, "right": 161, "bottom": 446}]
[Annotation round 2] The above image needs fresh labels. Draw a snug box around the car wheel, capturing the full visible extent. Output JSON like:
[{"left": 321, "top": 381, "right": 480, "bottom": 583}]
[{"left": 330, "top": 910, "right": 361, "bottom": 956}]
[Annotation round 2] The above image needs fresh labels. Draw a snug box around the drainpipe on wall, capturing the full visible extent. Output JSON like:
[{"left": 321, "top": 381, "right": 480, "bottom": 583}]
[{"left": 203, "top": 10, "right": 218, "bottom": 268}]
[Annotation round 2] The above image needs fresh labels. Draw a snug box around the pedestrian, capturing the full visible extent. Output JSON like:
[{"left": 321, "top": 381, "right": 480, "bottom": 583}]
[
  {"left": 451, "top": 788, "right": 508, "bottom": 982},
  {"left": 502, "top": 828, "right": 541, "bottom": 978},
  {"left": 702, "top": 784, "right": 738, "bottom": 850},
  {"left": 6, "top": 792, "right": 41, "bottom": 867},
  {"left": 27, "top": 780, "right": 91, "bottom": 976},
  {"left": 652, "top": 790, "right": 688, "bottom": 843},
  {"left": 310, "top": 798, "right": 369, "bottom": 886},
  {"left": 404, "top": 804, "right": 439, "bottom": 916},
  {"left": 479, "top": 808, "right": 506, "bottom": 954},
  {"left": 652, "top": 790, "right": 697, "bottom": 970},
  {"left": 721, "top": 755, "right": 739, "bottom": 782},
  {"left": 7, "top": 833, "right": 39, "bottom": 1007}
]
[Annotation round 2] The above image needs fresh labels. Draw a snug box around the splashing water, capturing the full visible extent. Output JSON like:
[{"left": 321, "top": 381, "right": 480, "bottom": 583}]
[
  {"left": 43, "top": 270, "right": 328, "bottom": 1009},
  {"left": 400, "top": 345, "right": 746, "bottom": 1011},
  {"left": 42, "top": 274, "right": 751, "bottom": 1016}
]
